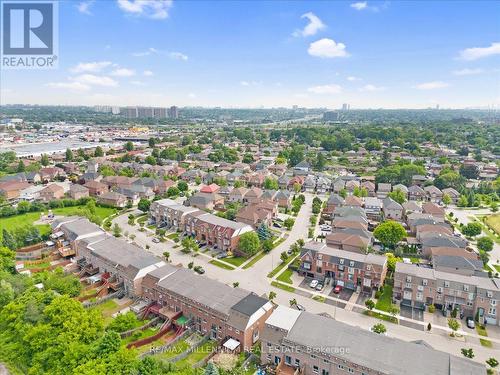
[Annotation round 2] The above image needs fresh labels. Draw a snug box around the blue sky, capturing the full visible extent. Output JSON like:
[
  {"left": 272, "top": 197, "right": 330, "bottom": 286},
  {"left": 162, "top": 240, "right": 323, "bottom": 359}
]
[{"left": 1, "top": 0, "right": 499, "bottom": 108}]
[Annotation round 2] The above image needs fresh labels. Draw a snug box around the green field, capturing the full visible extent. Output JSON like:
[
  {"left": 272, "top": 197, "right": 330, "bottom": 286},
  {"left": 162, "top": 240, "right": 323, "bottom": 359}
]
[
  {"left": 0, "top": 205, "right": 116, "bottom": 242},
  {"left": 485, "top": 214, "right": 500, "bottom": 236}
]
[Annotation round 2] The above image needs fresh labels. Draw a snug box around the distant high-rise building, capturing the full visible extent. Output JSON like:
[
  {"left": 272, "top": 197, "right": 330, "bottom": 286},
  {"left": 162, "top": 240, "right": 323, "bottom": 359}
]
[
  {"left": 120, "top": 107, "right": 138, "bottom": 118},
  {"left": 292, "top": 105, "right": 298, "bottom": 110},
  {"left": 94, "top": 105, "right": 112, "bottom": 113},
  {"left": 323, "top": 111, "right": 339, "bottom": 122},
  {"left": 436, "top": 104, "right": 440, "bottom": 110},
  {"left": 342, "top": 103, "right": 350, "bottom": 111},
  {"left": 168, "top": 106, "right": 179, "bottom": 119},
  {"left": 153, "top": 107, "right": 167, "bottom": 119},
  {"left": 111, "top": 106, "right": 120, "bottom": 115},
  {"left": 137, "top": 107, "right": 154, "bottom": 118}
]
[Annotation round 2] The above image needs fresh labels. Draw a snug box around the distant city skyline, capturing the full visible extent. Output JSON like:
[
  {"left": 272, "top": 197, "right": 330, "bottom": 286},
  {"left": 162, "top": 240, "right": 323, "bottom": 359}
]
[{"left": 1, "top": 0, "right": 499, "bottom": 109}]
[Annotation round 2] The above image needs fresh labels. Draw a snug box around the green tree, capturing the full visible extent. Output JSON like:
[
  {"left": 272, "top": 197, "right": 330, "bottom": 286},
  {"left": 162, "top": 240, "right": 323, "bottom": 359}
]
[
  {"left": 238, "top": 232, "right": 261, "bottom": 257},
  {"left": 163, "top": 251, "right": 170, "bottom": 261},
  {"left": 181, "top": 237, "right": 198, "bottom": 253},
  {"left": 94, "top": 146, "right": 104, "bottom": 157},
  {"left": 65, "top": 148, "right": 74, "bottom": 161},
  {"left": 365, "top": 299, "right": 375, "bottom": 311},
  {"left": 177, "top": 180, "right": 188, "bottom": 192},
  {"left": 262, "top": 238, "right": 274, "bottom": 253},
  {"left": 388, "top": 189, "right": 406, "bottom": 204},
  {"left": 461, "top": 348, "right": 474, "bottom": 359},
  {"left": 372, "top": 323, "right": 386, "bottom": 334},
  {"left": 138, "top": 198, "right": 151, "bottom": 213},
  {"left": 315, "top": 153, "right": 326, "bottom": 171},
  {"left": 263, "top": 177, "right": 279, "bottom": 190},
  {"left": 461, "top": 222, "right": 482, "bottom": 237},
  {"left": 442, "top": 193, "right": 451, "bottom": 206},
  {"left": 478, "top": 237, "right": 494, "bottom": 252},
  {"left": 112, "top": 223, "right": 122, "bottom": 237},
  {"left": 167, "top": 186, "right": 180, "bottom": 197},
  {"left": 448, "top": 318, "right": 460, "bottom": 336},
  {"left": 268, "top": 291, "right": 277, "bottom": 301},
  {"left": 16, "top": 159, "right": 25, "bottom": 172},
  {"left": 0, "top": 279, "right": 14, "bottom": 308},
  {"left": 204, "top": 362, "right": 220, "bottom": 375},
  {"left": 41, "top": 153, "right": 50, "bottom": 166},
  {"left": 373, "top": 221, "right": 406, "bottom": 249},
  {"left": 124, "top": 141, "right": 134, "bottom": 151},
  {"left": 283, "top": 218, "right": 295, "bottom": 230},
  {"left": 486, "top": 358, "right": 499, "bottom": 368}
]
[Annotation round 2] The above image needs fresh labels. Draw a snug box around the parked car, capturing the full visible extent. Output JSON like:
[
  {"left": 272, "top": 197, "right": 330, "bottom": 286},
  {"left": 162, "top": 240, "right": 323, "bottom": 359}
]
[
  {"left": 216, "top": 253, "right": 227, "bottom": 259},
  {"left": 466, "top": 317, "right": 475, "bottom": 329},
  {"left": 316, "top": 283, "right": 323, "bottom": 291},
  {"left": 152, "top": 238, "right": 160, "bottom": 243},
  {"left": 194, "top": 266, "right": 205, "bottom": 274},
  {"left": 273, "top": 222, "right": 282, "bottom": 228},
  {"left": 333, "top": 285, "right": 342, "bottom": 294},
  {"left": 309, "top": 279, "right": 319, "bottom": 288}
]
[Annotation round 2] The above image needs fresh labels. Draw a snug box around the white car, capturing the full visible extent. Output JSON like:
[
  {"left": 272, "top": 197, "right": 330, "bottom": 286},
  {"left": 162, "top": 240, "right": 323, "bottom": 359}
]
[{"left": 309, "top": 279, "right": 319, "bottom": 288}]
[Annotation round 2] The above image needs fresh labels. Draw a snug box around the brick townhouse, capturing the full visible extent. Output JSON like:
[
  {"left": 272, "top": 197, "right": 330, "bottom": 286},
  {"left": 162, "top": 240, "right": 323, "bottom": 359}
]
[
  {"left": 394, "top": 262, "right": 500, "bottom": 325},
  {"left": 142, "top": 264, "right": 274, "bottom": 352},
  {"left": 261, "top": 306, "right": 483, "bottom": 375},
  {"left": 298, "top": 242, "right": 387, "bottom": 292},
  {"left": 150, "top": 199, "right": 254, "bottom": 253}
]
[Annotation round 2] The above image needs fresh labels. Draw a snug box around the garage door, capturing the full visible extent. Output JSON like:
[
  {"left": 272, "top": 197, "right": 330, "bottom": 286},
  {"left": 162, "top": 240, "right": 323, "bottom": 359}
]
[
  {"left": 345, "top": 281, "right": 356, "bottom": 290},
  {"left": 485, "top": 317, "right": 497, "bottom": 325},
  {"left": 336, "top": 280, "right": 345, "bottom": 287}
]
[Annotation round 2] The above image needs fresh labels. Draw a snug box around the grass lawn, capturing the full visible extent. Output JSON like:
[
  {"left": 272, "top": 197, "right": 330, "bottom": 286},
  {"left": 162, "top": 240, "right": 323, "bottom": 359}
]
[
  {"left": 223, "top": 256, "right": 246, "bottom": 267},
  {"left": 312, "top": 295, "right": 326, "bottom": 303},
  {"left": 209, "top": 260, "right": 235, "bottom": 270},
  {"left": 174, "top": 340, "right": 217, "bottom": 369},
  {"left": 271, "top": 281, "right": 295, "bottom": 292},
  {"left": 166, "top": 232, "right": 179, "bottom": 241},
  {"left": 364, "top": 310, "right": 398, "bottom": 324},
  {"left": 485, "top": 214, "right": 500, "bottom": 236},
  {"left": 51, "top": 206, "right": 116, "bottom": 221},
  {"left": 0, "top": 212, "right": 50, "bottom": 241},
  {"left": 22, "top": 261, "right": 51, "bottom": 270},
  {"left": 154, "top": 339, "right": 190, "bottom": 360},
  {"left": 91, "top": 299, "right": 121, "bottom": 325},
  {"left": 375, "top": 284, "right": 393, "bottom": 312},
  {"left": 122, "top": 327, "right": 159, "bottom": 346},
  {"left": 476, "top": 325, "right": 492, "bottom": 348},
  {"left": 0, "top": 205, "right": 116, "bottom": 242},
  {"left": 276, "top": 268, "right": 293, "bottom": 284}
]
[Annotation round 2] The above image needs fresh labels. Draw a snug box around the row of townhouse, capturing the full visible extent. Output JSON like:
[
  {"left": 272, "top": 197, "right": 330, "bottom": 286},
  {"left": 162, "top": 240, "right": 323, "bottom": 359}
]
[
  {"left": 51, "top": 217, "right": 273, "bottom": 353},
  {"left": 149, "top": 199, "right": 254, "bottom": 254},
  {"left": 298, "top": 242, "right": 387, "bottom": 292},
  {"left": 261, "top": 306, "right": 484, "bottom": 375},
  {"left": 142, "top": 264, "right": 274, "bottom": 351},
  {"left": 394, "top": 262, "right": 500, "bottom": 325}
]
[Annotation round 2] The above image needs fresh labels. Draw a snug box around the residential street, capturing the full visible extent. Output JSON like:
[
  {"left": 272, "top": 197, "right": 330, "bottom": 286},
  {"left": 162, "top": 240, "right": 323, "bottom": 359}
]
[{"left": 110, "top": 196, "right": 500, "bottom": 365}]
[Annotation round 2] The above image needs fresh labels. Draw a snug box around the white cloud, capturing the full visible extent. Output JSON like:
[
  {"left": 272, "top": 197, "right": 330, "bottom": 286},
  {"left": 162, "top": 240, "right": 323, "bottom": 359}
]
[
  {"left": 452, "top": 68, "right": 483, "bottom": 76},
  {"left": 307, "top": 84, "right": 342, "bottom": 94},
  {"left": 72, "top": 74, "right": 119, "bottom": 87},
  {"left": 347, "top": 76, "right": 361, "bottom": 81},
  {"left": 351, "top": 2, "right": 368, "bottom": 10},
  {"left": 117, "top": 0, "right": 173, "bottom": 19},
  {"left": 359, "top": 84, "right": 385, "bottom": 92},
  {"left": 459, "top": 42, "right": 500, "bottom": 61},
  {"left": 240, "top": 81, "right": 261, "bottom": 86},
  {"left": 293, "top": 12, "right": 326, "bottom": 37},
  {"left": 133, "top": 48, "right": 188, "bottom": 61},
  {"left": 169, "top": 52, "right": 188, "bottom": 61},
  {"left": 111, "top": 68, "right": 135, "bottom": 77},
  {"left": 46, "top": 82, "right": 90, "bottom": 91},
  {"left": 414, "top": 81, "right": 449, "bottom": 90},
  {"left": 308, "top": 38, "right": 349, "bottom": 58},
  {"left": 143, "top": 70, "right": 154, "bottom": 76},
  {"left": 77, "top": 1, "right": 94, "bottom": 15},
  {"left": 188, "top": 93, "right": 196, "bottom": 98},
  {"left": 70, "top": 61, "right": 112, "bottom": 73},
  {"left": 130, "top": 80, "right": 146, "bottom": 86}
]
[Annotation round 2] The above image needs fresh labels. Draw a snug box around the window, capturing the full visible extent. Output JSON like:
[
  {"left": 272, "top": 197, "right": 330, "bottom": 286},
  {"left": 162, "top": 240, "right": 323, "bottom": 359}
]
[
  {"left": 349, "top": 261, "right": 354, "bottom": 267},
  {"left": 311, "top": 354, "right": 317, "bottom": 359},
  {"left": 348, "top": 369, "right": 354, "bottom": 374},
  {"left": 285, "top": 356, "right": 291, "bottom": 365},
  {"left": 491, "top": 300, "right": 497, "bottom": 306},
  {"left": 463, "top": 285, "right": 469, "bottom": 292},
  {"left": 340, "top": 259, "right": 344, "bottom": 265},
  {"left": 487, "top": 291, "right": 493, "bottom": 298},
  {"left": 406, "top": 276, "right": 412, "bottom": 283},
  {"left": 422, "top": 279, "right": 428, "bottom": 286},
  {"left": 489, "top": 307, "right": 496, "bottom": 315},
  {"left": 444, "top": 281, "right": 450, "bottom": 288},
  {"left": 294, "top": 359, "right": 300, "bottom": 367},
  {"left": 313, "top": 366, "right": 319, "bottom": 373},
  {"left": 338, "top": 364, "right": 344, "bottom": 370},
  {"left": 366, "top": 264, "right": 371, "bottom": 271}
]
